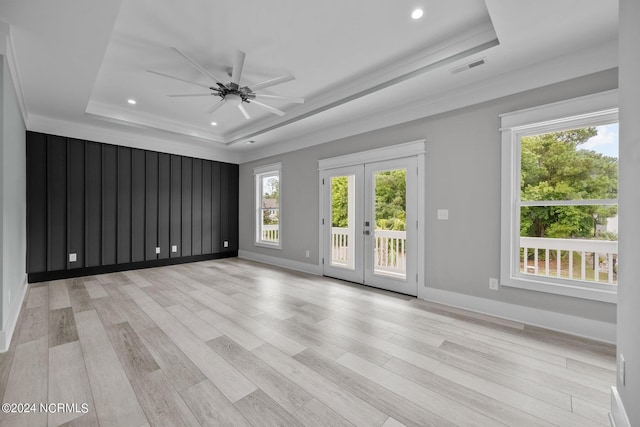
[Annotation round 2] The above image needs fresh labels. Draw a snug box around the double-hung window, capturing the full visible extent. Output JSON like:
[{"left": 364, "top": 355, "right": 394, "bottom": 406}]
[
  {"left": 254, "top": 163, "right": 281, "bottom": 248},
  {"left": 500, "top": 90, "right": 618, "bottom": 302}
]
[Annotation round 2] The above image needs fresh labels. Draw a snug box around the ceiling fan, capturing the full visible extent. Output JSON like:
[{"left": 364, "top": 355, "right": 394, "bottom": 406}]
[{"left": 148, "top": 48, "right": 304, "bottom": 120}]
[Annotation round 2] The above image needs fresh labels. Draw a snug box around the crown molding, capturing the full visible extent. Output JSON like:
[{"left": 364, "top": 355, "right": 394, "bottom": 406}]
[
  {"left": 86, "top": 100, "right": 227, "bottom": 145},
  {"left": 0, "top": 21, "right": 29, "bottom": 127},
  {"left": 28, "top": 114, "right": 239, "bottom": 163},
  {"left": 226, "top": 21, "right": 499, "bottom": 145},
  {"left": 239, "top": 39, "right": 617, "bottom": 164}
]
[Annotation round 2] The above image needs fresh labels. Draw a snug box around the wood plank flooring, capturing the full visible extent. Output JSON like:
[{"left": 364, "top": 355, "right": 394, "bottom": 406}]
[{"left": 0, "top": 258, "right": 616, "bottom": 426}]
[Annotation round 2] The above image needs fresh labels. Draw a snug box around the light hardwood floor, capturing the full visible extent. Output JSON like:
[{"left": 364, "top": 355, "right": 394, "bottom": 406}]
[{"left": 0, "top": 258, "right": 616, "bottom": 426}]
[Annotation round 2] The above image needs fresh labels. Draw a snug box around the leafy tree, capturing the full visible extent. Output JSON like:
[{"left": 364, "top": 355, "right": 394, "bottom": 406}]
[
  {"left": 520, "top": 128, "right": 617, "bottom": 239},
  {"left": 375, "top": 170, "right": 406, "bottom": 231},
  {"left": 331, "top": 176, "right": 349, "bottom": 228},
  {"left": 262, "top": 177, "right": 279, "bottom": 226},
  {"left": 330, "top": 170, "right": 407, "bottom": 231}
]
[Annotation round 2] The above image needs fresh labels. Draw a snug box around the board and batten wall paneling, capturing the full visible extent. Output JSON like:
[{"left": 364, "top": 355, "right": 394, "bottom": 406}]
[
  {"left": 181, "top": 157, "right": 192, "bottom": 257},
  {"left": 117, "top": 146, "right": 132, "bottom": 264},
  {"left": 145, "top": 151, "right": 159, "bottom": 261},
  {"left": 202, "top": 160, "right": 212, "bottom": 254},
  {"left": 131, "top": 149, "right": 146, "bottom": 263},
  {"left": 25, "top": 131, "right": 238, "bottom": 282},
  {"left": 47, "top": 135, "right": 67, "bottom": 271},
  {"left": 26, "top": 132, "right": 47, "bottom": 273},
  {"left": 192, "top": 158, "right": 203, "bottom": 256},
  {"left": 170, "top": 154, "right": 182, "bottom": 258},
  {"left": 102, "top": 145, "right": 118, "bottom": 265},
  {"left": 85, "top": 141, "right": 102, "bottom": 267},
  {"left": 220, "top": 162, "right": 239, "bottom": 251},
  {"left": 67, "top": 138, "right": 85, "bottom": 269},
  {"left": 158, "top": 153, "right": 171, "bottom": 260}
]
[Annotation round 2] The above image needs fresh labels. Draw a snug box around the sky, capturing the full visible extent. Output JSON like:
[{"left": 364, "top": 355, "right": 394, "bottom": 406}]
[{"left": 580, "top": 123, "right": 619, "bottom": 158}]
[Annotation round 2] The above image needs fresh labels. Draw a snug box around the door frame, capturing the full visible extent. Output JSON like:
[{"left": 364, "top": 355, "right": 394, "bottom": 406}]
[{"left": 318, "top": 140, "right": 426, "bottom": 294}]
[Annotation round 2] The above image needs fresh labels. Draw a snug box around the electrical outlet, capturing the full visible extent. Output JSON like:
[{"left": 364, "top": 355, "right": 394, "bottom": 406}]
[
  {"left": 306, "top": 250, "right": 310, "bottom": 258},
  {"left": 489, "top": 278, "right": 499, "bottom": 290},
  {"left": 155, "top": 247, "right": 160, "bottom": 254},
  {"left": 619, "top": 354, "right": 626, "bottom": 385},
  {"left": 437, "top": 209, "right": 449, "bottom": 220},
  {"left": 224, "top": 241, "right": 229, "bottom": 248},
  {"left": 69, "top": 253, "right": 77, "bottom": 262},
  {"left": 171, "top": 245, "right": 177, "bottom": 253}
]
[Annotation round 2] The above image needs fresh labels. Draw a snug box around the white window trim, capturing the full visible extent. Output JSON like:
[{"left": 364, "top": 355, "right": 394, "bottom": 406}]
[
  {"left": 254, "top": 162, "right": 282, "bottom": 249},
  {"left": 500, "top": 90, "right": 618, "bottom": 303}
]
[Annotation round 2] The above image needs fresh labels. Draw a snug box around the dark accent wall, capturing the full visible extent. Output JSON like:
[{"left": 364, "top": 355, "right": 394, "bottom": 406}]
[{"left": 26, "top": 131, "right": 239, "bottom": 282}]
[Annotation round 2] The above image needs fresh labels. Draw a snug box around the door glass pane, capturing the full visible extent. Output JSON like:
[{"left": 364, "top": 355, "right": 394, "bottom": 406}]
[
  {"left": 331, "top": 175, "right": 355, "bottom": 269},
  {"left": 260, "top": 174, "right": 279, "bottom": 243},
  {"left": 373, "top": 169, "right": 406, "bottom": 279}
]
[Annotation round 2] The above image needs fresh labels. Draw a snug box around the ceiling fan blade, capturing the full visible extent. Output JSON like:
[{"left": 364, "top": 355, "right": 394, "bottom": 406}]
[
  {"left": 147, "top": 70, "right": 212, "bottom": 89},
  {"left": 238, "top": 103, "right": 251, "bottom": 120},
  {"left": 250, "top": 99, "right": 286, "bottom": 116},
  {"left": 253, "top": 93, "right": 305, "bottom": 104},
  {"left": 249, "top": 73, "right": 295, "bottom": 92},
  {"left": 207, "top": 99, "right": 226, "bottom": 114},
  {"left": 231, "top": 50, "right": 246, "bottom": 86},
  {"left": 167, "top": 93, "right": 215, "bottom": 97},
  {"left": 171, "top": 47, "right": 226, "bottom": 84}
]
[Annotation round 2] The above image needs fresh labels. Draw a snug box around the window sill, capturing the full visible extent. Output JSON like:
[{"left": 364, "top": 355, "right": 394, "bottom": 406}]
[
  {"left": 500, "top": 274, "right": 617, "bottom": 303},
  {"left": 254, "top": 241, "right": 282, "bottom": 250}
]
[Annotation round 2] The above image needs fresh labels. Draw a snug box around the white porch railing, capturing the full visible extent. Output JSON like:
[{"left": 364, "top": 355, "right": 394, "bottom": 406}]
[
  {"left": 520, "top": 237, "right": 618, "bottom": 284},
  {"left": 331, "top": 227, "right": 407, "bottom": 276},
  {"left": 262, "top": 224, "right": 279, "bottom": 242},
  {"left": 374, "top": 229, "right": 406, "bottom": 277}
]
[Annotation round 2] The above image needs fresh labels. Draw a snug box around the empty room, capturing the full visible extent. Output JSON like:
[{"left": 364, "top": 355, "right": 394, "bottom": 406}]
[{"left": 0, "top": 0, "right": 638, "bottom": 426}]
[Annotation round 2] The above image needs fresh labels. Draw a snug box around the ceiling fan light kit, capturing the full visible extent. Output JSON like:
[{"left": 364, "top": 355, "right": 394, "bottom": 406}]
[{"left": 148, "top": 48, "right": 304, "bottom": 121}]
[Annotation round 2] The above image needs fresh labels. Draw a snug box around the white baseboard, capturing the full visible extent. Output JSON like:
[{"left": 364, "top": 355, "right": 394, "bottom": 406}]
[
  {"left": 238, "top": 250, "right": 322, "bottom": 276},
  {"left": 419, "top": 287, "right": 616, "bottom": 344},
  {"left": 610, "top": 387, "right": 630, "bottom": 427},
  {"left": 0, "top": 275, "right": 28, "bottom": 352}
]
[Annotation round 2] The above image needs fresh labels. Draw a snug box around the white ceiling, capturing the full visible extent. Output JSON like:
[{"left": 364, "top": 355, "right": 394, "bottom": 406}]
[{"left": 0, "top": 1, "right": 618, "bottom": 163}]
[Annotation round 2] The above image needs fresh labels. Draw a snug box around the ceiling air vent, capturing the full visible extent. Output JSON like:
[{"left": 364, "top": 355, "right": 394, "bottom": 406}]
[{"left": 450, "top": 58, "right": 486, "bottom": 75}]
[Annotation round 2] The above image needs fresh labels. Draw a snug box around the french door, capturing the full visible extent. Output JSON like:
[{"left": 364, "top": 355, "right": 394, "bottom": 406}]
[{"left": 322, "top": 157, "right": 418, "bottom": 296}]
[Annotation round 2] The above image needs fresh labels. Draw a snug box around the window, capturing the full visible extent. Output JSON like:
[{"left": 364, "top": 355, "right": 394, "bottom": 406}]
[
  {"left": 500, "top": 90, "right": 618, "bottom": 302},
  {"left": 254, "top": 163, "right": 281, "bottom": 248}
]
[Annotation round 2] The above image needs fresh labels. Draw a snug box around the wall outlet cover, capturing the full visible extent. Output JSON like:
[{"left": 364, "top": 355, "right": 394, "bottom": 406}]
[
  {"left": 155, "top": 247, "right": 161, "bottom": 254},
  {"left": 171, "top": 245, "right": 177, "bottom": 252},
  {"left": 224, "top": 241, "right": 229, "bottom": 248},
  {"left": 489, "top": 278, "right": 499, "bottom": 290},
  {"left": 437, "top": 209, "right": 449, "bottom": 220},
  {"left": 69, "top": 253, "right": 77, "bottom": 262}
]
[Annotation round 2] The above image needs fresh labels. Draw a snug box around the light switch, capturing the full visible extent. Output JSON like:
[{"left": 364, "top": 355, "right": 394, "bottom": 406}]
[
  {"left": 69, "top": 253, "right": 77, "bottom": 262},
  {"left": 155, "top": 247, "right": 161, "bottom": 254},
  {"left": 437, "top": 209, "right": 449, "bottom": 220},
  {"left": 171, "top": 245, "right": 177, "bottom": 253}
]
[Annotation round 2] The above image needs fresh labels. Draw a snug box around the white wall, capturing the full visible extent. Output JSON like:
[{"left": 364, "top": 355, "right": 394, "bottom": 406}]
[
  {"left": 239, "top": 69, "right": 618, "bottom": 331},
  {"left": 0, "top": 54, "right": 27, "bottom": 351},
  {"left": 615, "top": 0, "right": 640, "bottom": 423}
]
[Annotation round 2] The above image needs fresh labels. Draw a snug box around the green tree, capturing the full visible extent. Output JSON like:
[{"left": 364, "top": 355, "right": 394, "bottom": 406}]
[
  {"left": 331, "top": 176, "right": 349, "bottom": 227},
  {"left": 262, "top": 177, "right": 279, "bottom": 225},
  {"left": 520, "top": 128, "right": 617, "bottom": 239},
  {"left": 375, "top": 170, "right": 406, "bottom": 231},
  {"left": 330, "top": 171, "right": 407, "bottom": 231}
]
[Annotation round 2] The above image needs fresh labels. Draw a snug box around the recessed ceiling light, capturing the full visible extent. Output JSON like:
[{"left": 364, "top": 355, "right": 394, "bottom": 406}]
[
  {"left": 127, "top": 99, "right": 136, "bottom": 105},
  {"left": 210, "top": 121, "right": 217, "bottom": 126},
  {"left": 245, "top": 140, "right": 256, "bottom": 145},
  {"left": 411, "top": 8, "right": 424, "bottom": 19}
]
